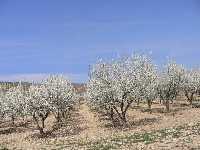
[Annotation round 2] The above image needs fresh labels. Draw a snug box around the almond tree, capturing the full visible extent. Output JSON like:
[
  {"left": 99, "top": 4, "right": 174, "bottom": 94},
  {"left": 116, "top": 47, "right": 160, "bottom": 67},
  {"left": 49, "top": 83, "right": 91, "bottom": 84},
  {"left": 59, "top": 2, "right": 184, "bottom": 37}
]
[
  {"left": 158, "top": 61, "right": 185, "bottom": 112},
  {"left": 138, "top": 62, "right": 158, "bottom": 110},
  {"left": 182, "top": 69, "right": 200, "bottom": 105},
  {"left": 26, "top": 84, "right": 50, "bottom": 135},
  {"left": 87, "top": 61, "right": 116, "bottom": 122},
  {"left": 3, "top": 85, "right": 27, "bottom": 125},
  {"left": 43, "top": 75, "right": 76, "bottom": 122},
  {"left": 111, "top": 55, "right": 158, "bottom": 123},
  {"left": 87, "top": 54, "right": 157, "bottom": 125}
]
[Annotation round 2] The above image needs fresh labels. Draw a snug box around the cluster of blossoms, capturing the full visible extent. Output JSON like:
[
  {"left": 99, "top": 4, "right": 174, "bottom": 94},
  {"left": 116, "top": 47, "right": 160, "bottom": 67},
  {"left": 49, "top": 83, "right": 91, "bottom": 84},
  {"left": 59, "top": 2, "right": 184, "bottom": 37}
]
[
  {"left": 87, "top": 54, "right": 200, "bottom": 125},
  {"left": 0, "top": 75, "right": 76, "bottom": 135}
]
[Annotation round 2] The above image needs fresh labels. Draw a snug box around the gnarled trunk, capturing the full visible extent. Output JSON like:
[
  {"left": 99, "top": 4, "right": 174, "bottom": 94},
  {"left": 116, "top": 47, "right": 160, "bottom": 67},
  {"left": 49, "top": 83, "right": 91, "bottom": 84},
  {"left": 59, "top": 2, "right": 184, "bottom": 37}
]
[
  {"left": 113, "top": 103, "right": 130, "bottom": 126},
  {"left": 33, "top": 110, "right": 49, "bottom": 135},
  {"left": 33, "top": 113, "right": 44, "bottom": 135}
]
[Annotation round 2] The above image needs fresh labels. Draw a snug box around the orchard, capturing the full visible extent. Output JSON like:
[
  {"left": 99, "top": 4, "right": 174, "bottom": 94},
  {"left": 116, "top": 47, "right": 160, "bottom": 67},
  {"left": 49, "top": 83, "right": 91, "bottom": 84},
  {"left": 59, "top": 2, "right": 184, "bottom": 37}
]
[
  {"left": 0, "top": 53, "right": 200, "bottom": 135},
  {"left": 87, "top": 54, "right": 200, "bottom": 125}
]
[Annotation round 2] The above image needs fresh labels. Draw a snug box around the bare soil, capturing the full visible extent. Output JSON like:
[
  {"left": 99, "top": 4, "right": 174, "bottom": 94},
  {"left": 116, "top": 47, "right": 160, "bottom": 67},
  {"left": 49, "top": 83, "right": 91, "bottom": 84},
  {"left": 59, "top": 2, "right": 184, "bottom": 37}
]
[{"left": 1, "top": 99, "right": 200, "bottom": 149}]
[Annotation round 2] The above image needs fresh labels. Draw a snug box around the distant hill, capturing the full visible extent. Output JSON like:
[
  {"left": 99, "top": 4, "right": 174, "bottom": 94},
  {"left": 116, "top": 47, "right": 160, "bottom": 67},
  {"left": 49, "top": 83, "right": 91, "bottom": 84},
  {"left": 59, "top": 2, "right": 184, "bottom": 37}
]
[{"left": 0, "top": 81, "right": 86, "bottom": 93}]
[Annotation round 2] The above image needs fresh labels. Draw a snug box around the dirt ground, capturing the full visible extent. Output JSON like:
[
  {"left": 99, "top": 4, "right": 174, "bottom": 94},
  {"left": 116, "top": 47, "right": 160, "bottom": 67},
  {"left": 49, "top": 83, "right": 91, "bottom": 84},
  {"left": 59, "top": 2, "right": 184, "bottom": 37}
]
[{"left": 1, "top": 99, "right": 200, "bottom": 150}]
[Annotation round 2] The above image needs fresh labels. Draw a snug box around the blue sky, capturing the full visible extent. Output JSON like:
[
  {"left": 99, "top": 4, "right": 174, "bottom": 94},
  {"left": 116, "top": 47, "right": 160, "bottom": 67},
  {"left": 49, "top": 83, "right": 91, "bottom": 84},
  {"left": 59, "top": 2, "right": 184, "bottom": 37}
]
[{"left": 0, "top": 0, "right": 200, "bottom": 82}]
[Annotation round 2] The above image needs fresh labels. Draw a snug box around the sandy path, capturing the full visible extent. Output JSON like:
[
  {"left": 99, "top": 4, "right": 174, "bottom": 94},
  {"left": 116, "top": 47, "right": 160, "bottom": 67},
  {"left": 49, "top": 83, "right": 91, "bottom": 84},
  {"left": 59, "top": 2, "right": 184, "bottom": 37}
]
[{"left": 78, "top": 102, "right": 103, "bottom": 138}]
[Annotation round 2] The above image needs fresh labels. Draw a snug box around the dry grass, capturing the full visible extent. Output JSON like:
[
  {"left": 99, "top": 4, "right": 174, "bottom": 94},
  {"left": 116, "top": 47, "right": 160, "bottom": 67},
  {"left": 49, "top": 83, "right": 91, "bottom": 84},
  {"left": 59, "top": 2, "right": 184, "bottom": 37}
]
[{"left": 1, "top": 99, "right": 200, "bottom": 149}]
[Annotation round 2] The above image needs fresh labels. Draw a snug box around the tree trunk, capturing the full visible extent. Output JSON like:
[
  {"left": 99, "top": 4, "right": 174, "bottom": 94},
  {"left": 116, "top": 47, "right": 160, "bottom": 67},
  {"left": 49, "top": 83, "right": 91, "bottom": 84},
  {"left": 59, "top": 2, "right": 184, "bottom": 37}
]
[
  {"left": 137, "top": 99, "right": 140, "bottom": 106},
  {"left": 56, "top": 110, "right": 62, "bottom": 122},
  {"left": 121, "top": 112, "right": 127, "bottom": 124},
  {"left": 113, "top": 102, "right": 132, "bottom": 126},
  {"left": 189, "top": 93, "right": 194, "bottom": 105},
  {"left": 33, "top": 111, "right": 46, "bottom": 135},
  {"left": 61, "top": 111, "right": 66, "bottom": 119},
  {"left": 147, "top": 99, "right": 152, "bottom": 110},
  {"left": 33, "top": 117, "right": 44, "bottom": 135},
  {"left": 110, "top": 108, "right": 114, "bottom": 121},
  {"left": 11, "top": 115, "right": 15, "bottom": 126},
  {"left": 42, "top": 118, "right": 45, "bottom": 129},
  {"left": 165, "top": 100, "right": 170, "bottom": 112},
  {"left": 113, "top": 106, "right": 126, "bottom": 125},
  {"left": 38, "top": 126, "right": 44, "bottom": 135},
  {"left": 185, "top": 91, "right": 194, "bottom": 105},
  {"left": 188, "top": 99, "right": 193, "bottom": 105}
]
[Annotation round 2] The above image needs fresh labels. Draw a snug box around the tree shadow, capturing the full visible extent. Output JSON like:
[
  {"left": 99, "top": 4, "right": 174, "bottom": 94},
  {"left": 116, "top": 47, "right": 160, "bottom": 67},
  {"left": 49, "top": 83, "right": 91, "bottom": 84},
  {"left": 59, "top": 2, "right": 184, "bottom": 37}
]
[
  {"left": 192, "top": 102, "right": 200, "bottom": 108},
  {"left": 0, "top": 120, "right": 32, "bottom": 135},
  {"left": 96, "top": 112, "right": 124, "bottom": 129},
  {"left": 130, "top": 117, "right": 160, "bottom": 127},
  {"left": 141, "top": 107, "right": 165, "bottom": 114},
  {"left": 102, "top": 116, "right": 160, "bottom": 131},
  {"left": 0, "top": 127, "right": 17, "bottom": 135},
  {"left": 0, "top": 120, "right": 11, "bottom": 128},
  {"left": 140, "top": 102, "right": 190, "bottom": 115}
]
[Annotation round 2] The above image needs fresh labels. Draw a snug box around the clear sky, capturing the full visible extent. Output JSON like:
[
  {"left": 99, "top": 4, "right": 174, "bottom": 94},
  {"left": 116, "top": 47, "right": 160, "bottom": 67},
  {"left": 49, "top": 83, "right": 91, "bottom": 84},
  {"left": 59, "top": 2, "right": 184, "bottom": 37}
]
[{"left": 0, "top": 0, "right": 200, "bottom": 82}]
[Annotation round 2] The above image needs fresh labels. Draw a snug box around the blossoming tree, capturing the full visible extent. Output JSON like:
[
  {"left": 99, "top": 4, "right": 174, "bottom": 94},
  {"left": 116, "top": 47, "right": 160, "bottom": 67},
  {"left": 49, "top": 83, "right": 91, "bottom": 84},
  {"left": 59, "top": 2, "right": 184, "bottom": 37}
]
[
  {"left": 87, "top": 54, "right": 158, "bottom": 125},
  {"left": 182, "top": 69, "right": 200, "bottom": 105},
  {"left": 43, "top": 75, "right": 76, "bottom": 122},
  {"left": 3, "top": 84, "right": 27, "bottom": 125},
  {"left": 26, "top": 84, "right": 50, "bottom": 135},
  {"left": 157, "top": 61, "right": 185, "bottom": 111}
]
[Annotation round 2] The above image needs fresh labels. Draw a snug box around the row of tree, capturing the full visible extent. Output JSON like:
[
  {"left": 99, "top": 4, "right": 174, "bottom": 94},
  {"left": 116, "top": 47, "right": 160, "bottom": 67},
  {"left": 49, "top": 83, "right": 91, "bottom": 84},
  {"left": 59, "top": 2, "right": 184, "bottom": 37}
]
[
  {"left": 87, "top": 54, "right": 200, "bottom": 125},
  {"left": 0, "top": 75, "right": 76, "bottom": 135},
  {"left": 0, "top": 53, "right": 200, "bottom": 131}
]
